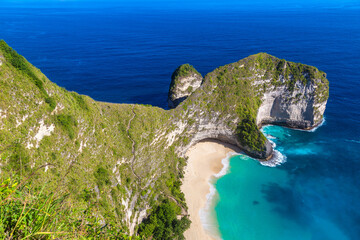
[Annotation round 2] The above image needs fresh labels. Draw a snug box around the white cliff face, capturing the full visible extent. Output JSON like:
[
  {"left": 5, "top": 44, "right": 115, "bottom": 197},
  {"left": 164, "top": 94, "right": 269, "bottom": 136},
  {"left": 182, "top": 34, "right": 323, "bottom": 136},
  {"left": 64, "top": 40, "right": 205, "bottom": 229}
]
[
  {"left": 168, "top": 72, "right": 203, "bottom": 108},
  {"left": 178, "top": 111, "right": 237, "bottom": 156},
  {"left": 167, "top": 54, "right": 329, "bottom": 160},
  {"left": 256, "top": 77, "right": 328, "bottom": 129}
]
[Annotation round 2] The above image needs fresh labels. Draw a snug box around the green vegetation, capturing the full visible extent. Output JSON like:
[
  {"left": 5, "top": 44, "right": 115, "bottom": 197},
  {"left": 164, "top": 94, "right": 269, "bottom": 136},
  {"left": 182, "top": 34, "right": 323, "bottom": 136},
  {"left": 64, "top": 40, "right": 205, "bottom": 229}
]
[
  {"left": 0, "top": 40, "right": 187, "bottom": 236},
  {"left": 0, "top": 41, "right": 328, "bottom": 238},
  {"left": 236, "top": 116, "right": 266, "bottom": 152},
  {"left": 176, "top": 55, "right": 267, "bottom": 151},
  {"left": 56, "top": 114, "right": 77, "bottom": 139},
  {"left": 173, "top": 52, "right": 328, "bottom": 153},
  {"left": 0, "top": 177, "right": 137, "bottom": 239},
  {"left": 165, "top": 172, "right": 186, "bottom": 208},
  {"left": 169, "top": 63, "right": 202, "bottom": 97},
  {"left": 71, "top": 92, "right": 89, "bottom": 110},
  {"left": 171, "top": 63, "right": 201, "bottom": 81},
  {"left": 253, "top": 52, "right": 328, "bottom": 93},
  {"left": 94, "top": 166, "right": 111, "bottom": 188},
  {"left": 45, "top": 97, "right": 56, "bottom": 111},
  {"left": 138, "top": 199, "right": 190, "bottom": 240},
  {"left": 6, "top": 143, "right": 30, "bottom": 174},
  {"left": 0, "top": 41, "right": 44, "bottom": 93},
  {"left": 0, "top": 40, "right": 56, "bottom": 110}
]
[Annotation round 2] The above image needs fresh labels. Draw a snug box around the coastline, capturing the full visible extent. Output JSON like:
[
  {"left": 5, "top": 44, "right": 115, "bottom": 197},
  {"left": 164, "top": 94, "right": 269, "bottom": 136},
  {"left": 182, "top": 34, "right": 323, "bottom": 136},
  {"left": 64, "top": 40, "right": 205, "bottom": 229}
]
[{"left": 181, "top": 140, "right": 239, "bottom": 240}]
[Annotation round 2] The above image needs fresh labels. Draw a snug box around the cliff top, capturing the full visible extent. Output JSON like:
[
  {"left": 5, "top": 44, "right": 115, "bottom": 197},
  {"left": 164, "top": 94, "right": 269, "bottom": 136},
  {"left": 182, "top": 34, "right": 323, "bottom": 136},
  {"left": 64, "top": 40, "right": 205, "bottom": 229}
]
[{"left": 171, "top": 63, "right": 201, "bottom": 81}]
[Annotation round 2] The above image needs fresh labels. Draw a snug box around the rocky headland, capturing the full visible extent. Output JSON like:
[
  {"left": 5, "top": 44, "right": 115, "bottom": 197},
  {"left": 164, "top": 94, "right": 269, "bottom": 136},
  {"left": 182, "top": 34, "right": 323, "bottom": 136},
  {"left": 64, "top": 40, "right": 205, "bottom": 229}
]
[{"left": 0, "top": 40, "right": 328, "bottom": 238}]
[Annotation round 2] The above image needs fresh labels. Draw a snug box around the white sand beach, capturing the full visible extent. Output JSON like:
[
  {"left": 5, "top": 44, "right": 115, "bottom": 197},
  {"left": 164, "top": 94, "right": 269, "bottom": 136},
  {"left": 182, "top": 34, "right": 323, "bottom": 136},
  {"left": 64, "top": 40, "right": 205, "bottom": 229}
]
[{"left": 181, "top": 140, "right": 239, "bottom": 240}]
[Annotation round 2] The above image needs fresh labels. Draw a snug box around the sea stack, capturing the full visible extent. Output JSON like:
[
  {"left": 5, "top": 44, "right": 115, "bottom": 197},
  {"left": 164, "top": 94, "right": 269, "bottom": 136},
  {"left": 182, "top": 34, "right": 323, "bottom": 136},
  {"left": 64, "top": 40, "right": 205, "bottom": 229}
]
[{"left": 168, "top": 64, "right": 203, "bottom": 108}]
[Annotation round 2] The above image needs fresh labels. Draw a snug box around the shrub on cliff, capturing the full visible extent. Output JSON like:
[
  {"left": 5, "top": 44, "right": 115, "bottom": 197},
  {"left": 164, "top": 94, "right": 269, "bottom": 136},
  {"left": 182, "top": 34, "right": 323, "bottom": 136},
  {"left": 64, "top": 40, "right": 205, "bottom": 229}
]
[
  {"left": 138, "top": 199, "right": 191, "bottom": 240},
  {"left": 236, "top": 115, "right": 266, "bottom": 152}
]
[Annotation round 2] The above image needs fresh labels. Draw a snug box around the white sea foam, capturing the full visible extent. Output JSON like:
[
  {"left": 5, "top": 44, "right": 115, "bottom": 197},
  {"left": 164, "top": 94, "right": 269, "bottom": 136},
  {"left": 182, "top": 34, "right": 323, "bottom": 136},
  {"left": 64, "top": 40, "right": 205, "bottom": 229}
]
[
  {"left": 296, "top": 117, "right": 326, "bottom": 132},
  {"left": 309, "top": 117, "right": 326, "bottom": 132},
  {"left": 199, "top": 152, "right": 238, "bottom": 240},
  {"left": 260, "top": 150, "right": 287, "bottom": 167},
  {"left": 266, "top": 134, "right": 277, "bottom": 140},
  {"left": 213, "top": 152, "right": 238, "bottom": 178},
  {"left": 268, "top": 138, "right": 277, "bottom": 148},
  {"left": 199, "top": 184, "right": 222, "bottom": 240}
]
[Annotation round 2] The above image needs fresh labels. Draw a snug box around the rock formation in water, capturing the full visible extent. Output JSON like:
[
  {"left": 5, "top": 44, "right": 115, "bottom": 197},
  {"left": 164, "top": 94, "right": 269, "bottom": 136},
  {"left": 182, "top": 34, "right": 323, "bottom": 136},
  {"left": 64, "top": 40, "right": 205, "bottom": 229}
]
[{"left": 168, "top": 64, "right": 203, "bottom": 108}]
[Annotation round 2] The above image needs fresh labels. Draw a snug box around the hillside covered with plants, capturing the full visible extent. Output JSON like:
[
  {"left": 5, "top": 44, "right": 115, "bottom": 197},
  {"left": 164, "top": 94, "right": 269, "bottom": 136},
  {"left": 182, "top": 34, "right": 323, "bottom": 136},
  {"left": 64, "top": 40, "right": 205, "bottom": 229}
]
[{"left": 0, "top": 40, "right": 328, "bottom": 238}]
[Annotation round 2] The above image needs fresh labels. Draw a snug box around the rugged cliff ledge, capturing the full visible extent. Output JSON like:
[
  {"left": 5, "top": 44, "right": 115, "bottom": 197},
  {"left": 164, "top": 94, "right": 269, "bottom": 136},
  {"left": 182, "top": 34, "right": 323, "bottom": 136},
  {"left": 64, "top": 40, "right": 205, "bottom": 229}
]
[
  {"left": 169, "top": 53, "right": 328, "bottom": 160},
  {"left": 0, "top": 41, "right": 328, "bottom": 236}
]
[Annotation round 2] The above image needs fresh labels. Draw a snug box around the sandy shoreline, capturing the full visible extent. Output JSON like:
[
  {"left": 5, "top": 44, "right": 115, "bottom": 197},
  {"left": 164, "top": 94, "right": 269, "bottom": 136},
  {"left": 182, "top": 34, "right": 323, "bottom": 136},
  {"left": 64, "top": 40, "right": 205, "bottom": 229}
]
[{"left": 181, "top": 140, "right": 239, "bottom": 240}]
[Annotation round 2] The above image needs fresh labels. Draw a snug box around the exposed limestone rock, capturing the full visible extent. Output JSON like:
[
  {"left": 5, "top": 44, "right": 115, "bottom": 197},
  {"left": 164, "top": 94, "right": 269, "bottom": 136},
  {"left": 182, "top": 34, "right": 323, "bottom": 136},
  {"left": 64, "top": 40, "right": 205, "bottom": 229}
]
[
  {"left": 168, "top": 53, "right": 329, "bottom": 160},
  {"left": 256, "top": 80, "right": 327, "bottom": 129},
  {"left": 0, "top": 54, "right": 4, "bottom": 66},
  {"left": 168, "top": 64, "right": 203, "bottom": 108},
  {"left": 26, "top": 119, "right": 55, "bottom": 149}
]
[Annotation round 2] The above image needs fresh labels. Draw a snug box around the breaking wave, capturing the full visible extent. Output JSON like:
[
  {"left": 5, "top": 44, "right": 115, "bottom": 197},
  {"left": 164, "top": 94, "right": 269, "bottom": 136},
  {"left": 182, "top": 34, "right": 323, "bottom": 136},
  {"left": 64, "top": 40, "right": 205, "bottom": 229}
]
[
  {"left": 200, "top": 152, "right": 238, "bottom": 240},
  {"left": 260, "top": 150, "right": 287, "bottom": 167}
]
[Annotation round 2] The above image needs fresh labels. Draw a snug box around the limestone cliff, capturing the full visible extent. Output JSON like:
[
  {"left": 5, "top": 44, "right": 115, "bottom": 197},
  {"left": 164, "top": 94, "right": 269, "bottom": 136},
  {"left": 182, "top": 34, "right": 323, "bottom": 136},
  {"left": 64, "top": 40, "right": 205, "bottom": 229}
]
[
  {"left": 256, "top": 69, "right": 328, "bottom": 129},
  {"left": 167, "top": 53, "right": 329, "bottom": 159},
  {"left": 0, "top": 40, "right": 328, "bottom": 236},
  {"left": 168, "top": 64, "right": 203, "bottom": 108}
]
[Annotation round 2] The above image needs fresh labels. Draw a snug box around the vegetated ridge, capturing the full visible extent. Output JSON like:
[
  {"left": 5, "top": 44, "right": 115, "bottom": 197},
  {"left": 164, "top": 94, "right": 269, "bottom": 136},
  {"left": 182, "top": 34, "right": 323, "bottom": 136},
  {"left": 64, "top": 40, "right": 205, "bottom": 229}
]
[{"left": 0, "top": 40, "right": 328, "bottom": 239}]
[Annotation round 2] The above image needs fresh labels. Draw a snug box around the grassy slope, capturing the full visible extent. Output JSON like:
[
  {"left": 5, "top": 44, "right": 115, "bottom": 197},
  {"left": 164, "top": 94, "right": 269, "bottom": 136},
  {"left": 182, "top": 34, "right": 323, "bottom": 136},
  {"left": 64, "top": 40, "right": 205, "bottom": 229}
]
[
  {"left": 0, "top": 41, "right": 186, "bottom": 235},
  {"left": 0, "top": 41, "right": 329, "bottom": 236}
]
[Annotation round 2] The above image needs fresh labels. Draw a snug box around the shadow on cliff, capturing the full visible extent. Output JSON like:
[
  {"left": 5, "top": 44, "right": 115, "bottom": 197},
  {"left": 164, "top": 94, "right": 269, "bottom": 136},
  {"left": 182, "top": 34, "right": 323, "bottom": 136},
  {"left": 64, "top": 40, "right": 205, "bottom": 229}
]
[{"left": 197, "top": 138, "right": 243, "bottom": 153}]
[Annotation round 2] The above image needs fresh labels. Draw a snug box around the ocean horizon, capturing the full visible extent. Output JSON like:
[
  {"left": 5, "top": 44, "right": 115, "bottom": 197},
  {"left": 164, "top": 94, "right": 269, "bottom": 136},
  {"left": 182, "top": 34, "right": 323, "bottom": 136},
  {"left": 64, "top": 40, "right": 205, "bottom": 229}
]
[{"left": 1, "top": 3, "right": 359, "bottom": 239}]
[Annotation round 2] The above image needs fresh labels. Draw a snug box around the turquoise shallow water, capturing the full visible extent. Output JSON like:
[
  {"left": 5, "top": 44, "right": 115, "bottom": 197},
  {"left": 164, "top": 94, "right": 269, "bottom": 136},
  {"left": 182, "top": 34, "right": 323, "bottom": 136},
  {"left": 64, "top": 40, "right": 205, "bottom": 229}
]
[{"left": 214, "top": 124, "right": 357, "bottom": 240}]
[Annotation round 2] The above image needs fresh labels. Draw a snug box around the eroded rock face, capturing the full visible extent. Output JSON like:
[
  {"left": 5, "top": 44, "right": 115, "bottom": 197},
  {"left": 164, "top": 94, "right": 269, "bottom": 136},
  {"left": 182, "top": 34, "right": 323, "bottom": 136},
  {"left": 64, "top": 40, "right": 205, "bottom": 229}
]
[
  {"left": 175, "top": 109, "right": 273, "bottom": 160},
  {"left": 168, "top": 53, "right": 329, "bottom": 160},
  {"left": 256, "top": 79, "right": 327, "bottom": 129},
  {"left": 168, "top": 64, "right": 203, "bottom": 108},
  {"left": 0, "top": 54, "right": 4, "bottom": 66}
]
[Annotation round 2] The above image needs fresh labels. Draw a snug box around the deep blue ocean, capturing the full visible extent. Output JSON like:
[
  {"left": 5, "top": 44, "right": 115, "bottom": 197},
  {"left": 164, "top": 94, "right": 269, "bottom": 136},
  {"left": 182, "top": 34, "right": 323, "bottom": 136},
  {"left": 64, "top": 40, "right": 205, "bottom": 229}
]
[{"left": 1, "top": 4, "right": 359, "bottom": 240}]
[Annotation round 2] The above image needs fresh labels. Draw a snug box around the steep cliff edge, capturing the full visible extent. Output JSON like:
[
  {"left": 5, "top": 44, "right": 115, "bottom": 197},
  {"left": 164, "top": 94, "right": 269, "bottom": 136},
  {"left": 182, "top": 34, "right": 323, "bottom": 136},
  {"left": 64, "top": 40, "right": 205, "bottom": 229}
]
[
  {"left": 0, "top": 41, "right": 328, "bottom": 237},
  {"left": 168, "top": 53, "right": 329, "bottom": 159}
]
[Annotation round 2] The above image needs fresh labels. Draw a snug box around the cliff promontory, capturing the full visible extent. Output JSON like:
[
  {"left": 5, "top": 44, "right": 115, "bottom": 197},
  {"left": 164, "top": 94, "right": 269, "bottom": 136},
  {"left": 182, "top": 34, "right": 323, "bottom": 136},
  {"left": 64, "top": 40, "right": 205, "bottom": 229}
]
[
  {"left": 168, "top": 63, "right": 203, "bottom": 108},
  {"left": 168, "top": 53, "right": 328, "bottom": 160},
  {"left": 0, "top": 41, "right": 328, "bottom": 238}
]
